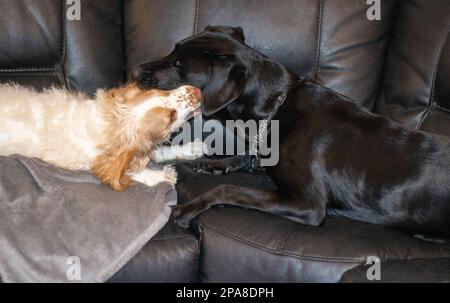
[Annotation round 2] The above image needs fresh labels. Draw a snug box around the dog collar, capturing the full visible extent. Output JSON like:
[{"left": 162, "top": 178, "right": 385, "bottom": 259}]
[
  {"left": 251, "top": 93, "right": 287, "bottom": 158},
  {"left": 276, "top": 94, "right": 287, "bottom": 106}
]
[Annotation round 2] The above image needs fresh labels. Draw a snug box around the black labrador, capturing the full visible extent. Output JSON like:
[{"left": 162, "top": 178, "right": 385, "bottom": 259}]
[{"left": 136, "top": 26, "right": 450, "bottom": 238}]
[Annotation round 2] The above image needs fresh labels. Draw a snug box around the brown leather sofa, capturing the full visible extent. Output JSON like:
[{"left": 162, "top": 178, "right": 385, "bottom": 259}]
[{"left": 1, "top": 0, "right": 449, "bottom": 282}]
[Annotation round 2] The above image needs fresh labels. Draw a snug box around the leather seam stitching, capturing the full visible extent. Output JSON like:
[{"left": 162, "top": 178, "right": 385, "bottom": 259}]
[
  {"left": 0, "top": 73, "right": 59, "bottom": 76},
  {"left": 193, "top": 0, "right": 200, "bottom": 34},
  {"left": 417, "top": 107, "right": 431, "bottom": 130},
  {"left": 0, "top": 67, "right": 57, "bottom": 72},
  {"left": 277, "top": 224, "right": 295, "bottom": 252},
  {"left": 203, "top": 223, "right": 363, "bottom": 263},
  {"left": 150, "top": 235, "right": 195, "bottom": 242},
  {"left": 0, "top": 1, "right": 66, "bottom": 73},
  {"left": 419, "top": 106, "right": 450, "bottom": 131},
  {"left": 60, "top": 0, "right": 68, "bottom": 88},
  {"left": 433, "top": 104, "right": 450, "bottom": 114},
  {"left": 312, "top": 0, "right": 323, "bottom": 80},
  {"left": 350, "top": 257, "right": 450, "bottom": 268},
  {"left": 429, "top": 109, "right": 450, "bottom": 121},
  {"left": 274, "top": 221, "right": 290, "bottom": 251},
  {"left": 429, "top": 23, "right": 450, "bottom": 110}
]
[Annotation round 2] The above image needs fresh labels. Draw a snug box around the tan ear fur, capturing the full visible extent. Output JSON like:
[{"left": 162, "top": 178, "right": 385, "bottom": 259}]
[
  {"left": 140, "top": 107, "right": 177, "bottom": 142},
  {"left": 92, "top": 87, "right": 178, "bottom": 191},
  {"left": 91, "top": 146, "right": 137, "bottom": 191},
  {"left": 98, "top": 83, "right": 142, "bottom": 105}
]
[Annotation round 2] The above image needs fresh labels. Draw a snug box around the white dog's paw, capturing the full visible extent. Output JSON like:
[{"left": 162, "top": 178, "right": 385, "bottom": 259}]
[
  {"left": 162, "top": 165, "right": 178, "bottom": 186},
  {"left": 153, "top": 140, "right": 207, "bottom": 163},
  {"left": 130, "top": 167, "right": 176, "bottom": 188},
  {"left": 181, "top": 140, "right": 206, "bottom": 159}
]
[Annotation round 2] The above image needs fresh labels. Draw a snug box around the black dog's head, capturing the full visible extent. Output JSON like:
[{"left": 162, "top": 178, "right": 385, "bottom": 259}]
[{"left": 135, "top": 26, "right": 298, "bottom": 120}]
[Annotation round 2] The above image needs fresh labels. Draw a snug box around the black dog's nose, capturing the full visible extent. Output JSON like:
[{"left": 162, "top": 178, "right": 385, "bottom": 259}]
[
  {"left": 145, "top": 78, "right": 159, "bottom": 88},
  {"left": 131, "top": 64, "right": 159, "bottom": 88}
]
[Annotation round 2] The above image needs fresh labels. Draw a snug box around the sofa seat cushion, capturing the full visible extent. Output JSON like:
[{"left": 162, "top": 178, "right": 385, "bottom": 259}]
[
  {"left": 108, "top": 221, "right": 199, "bottom": 283},
  {"left": 195, "top": 208, "right": 450, "bottom": 282},
  {"left": 174, "top": 162, "right": 450, "bottom": 282},
  {"left": 340, "top": 258, "right": 450, "bottom": 283}
]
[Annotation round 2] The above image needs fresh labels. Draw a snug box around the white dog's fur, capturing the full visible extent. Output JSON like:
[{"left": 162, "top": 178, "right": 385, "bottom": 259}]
[{"left": 0, "top": 83, "right": 204, "bottom": 191}]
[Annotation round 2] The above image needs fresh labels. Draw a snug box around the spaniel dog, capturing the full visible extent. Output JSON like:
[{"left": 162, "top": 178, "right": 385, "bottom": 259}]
[{"left": 0, "top": 83, "right": 203, "bottom": 191}]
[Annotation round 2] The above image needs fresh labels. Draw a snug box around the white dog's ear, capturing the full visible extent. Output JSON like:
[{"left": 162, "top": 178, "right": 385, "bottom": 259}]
[
  {"left": 91, "top": 146, "right": 137, "bottom": 191},
  {"left": 97, "top": 84, "right": 141, "bottom": 104},
  {"left": 139, "top": 107, "right": 177, "bottom": 141},
  {"left": 97, "top": 88, "right": 125, "bottom": 103}
]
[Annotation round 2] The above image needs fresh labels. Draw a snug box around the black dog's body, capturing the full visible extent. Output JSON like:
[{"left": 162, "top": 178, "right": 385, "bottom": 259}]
[
  {"left": 273, "top": 82, "right": 450, "bottom": 236},
  {"left": 137, "top": 26, "right": 450, "bottom": 238}
]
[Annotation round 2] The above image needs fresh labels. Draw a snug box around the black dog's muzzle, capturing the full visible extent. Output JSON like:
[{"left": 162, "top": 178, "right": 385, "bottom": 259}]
[{"left": 131, "top": 64, "right": 159, "bottom": 89}]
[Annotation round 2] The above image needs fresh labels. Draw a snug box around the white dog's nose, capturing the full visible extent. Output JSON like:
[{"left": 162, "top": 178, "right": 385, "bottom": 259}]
[
  {"left": 176, "top": 85, "right": 202, "bottom": 105},
  {"left": 186, "top": 86, "right": 202, "bottom": 105}
]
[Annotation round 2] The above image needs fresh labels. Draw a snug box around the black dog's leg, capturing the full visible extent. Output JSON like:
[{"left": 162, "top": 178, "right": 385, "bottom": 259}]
[
  {"left": 193, "top": 155, "right": 256, "bottom": 175},
  {"left": 171, "top": 184, "right": 326, "bottom": 228}
]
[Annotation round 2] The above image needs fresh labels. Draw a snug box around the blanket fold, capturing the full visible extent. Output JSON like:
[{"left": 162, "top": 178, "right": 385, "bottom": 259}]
[{"left": 0, "top": 155, "right": 176, "bottom": 283}]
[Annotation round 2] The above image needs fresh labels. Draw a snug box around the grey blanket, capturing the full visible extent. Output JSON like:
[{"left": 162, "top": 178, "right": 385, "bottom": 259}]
[{"left": 0, "top": 155, "right": 176, "bottom": 283}]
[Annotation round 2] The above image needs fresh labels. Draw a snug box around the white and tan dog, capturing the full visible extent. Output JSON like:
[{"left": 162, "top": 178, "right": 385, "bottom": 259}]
[{"left": 0, "top": 83, "right": 203, "bottom": 191}]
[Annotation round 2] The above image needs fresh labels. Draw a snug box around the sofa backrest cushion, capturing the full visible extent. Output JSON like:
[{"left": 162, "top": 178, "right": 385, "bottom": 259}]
[
  {"left": 376, "top": 0, "right": 450, "bottom": 137},
  {"left": 0, "top": 0, "right": 125, "bottom": 95},
  {"left": 124, "top": 0, "right": 397, "bottom": 109}
]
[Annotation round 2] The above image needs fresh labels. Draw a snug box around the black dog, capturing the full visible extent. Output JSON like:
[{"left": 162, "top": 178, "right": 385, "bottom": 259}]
[{"left": 136, "top": 26, "right": 450, "bottom": 238}]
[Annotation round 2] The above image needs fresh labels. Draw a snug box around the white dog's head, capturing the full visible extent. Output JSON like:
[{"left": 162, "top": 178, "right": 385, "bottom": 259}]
[
  {"left": 125, "top": 84, "right": 202, "bottom": 132},
  {"left": 92, "top": 83, "right": 201, "bottom": 191}
]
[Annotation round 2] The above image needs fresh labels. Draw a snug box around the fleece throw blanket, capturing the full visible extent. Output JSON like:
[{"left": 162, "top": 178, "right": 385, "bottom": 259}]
[{"left": 0, "top": 155, "right": 176, "bottom": 283}]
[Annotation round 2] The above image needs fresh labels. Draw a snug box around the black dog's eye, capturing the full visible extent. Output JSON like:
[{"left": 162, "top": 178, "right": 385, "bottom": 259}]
[
  {"left": 202, "top": 50, "right": 215, "bottom": 57},
  {"left": 215, "top": 55, "right": 230, "bottom": 60},
  {"left": 203, "top": 50, "right": 230, "bottom": 61},
  {"left": 173, "top": 59, "right": 182, "bottom": 68}
]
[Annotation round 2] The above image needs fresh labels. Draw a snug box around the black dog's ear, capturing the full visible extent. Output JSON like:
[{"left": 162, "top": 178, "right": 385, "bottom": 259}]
[
  {"left": 205, "top": 25, "right": 245, "bottom": 43},
  {"left": 202, "top": 63, "right": 247, "bottom": 116}
]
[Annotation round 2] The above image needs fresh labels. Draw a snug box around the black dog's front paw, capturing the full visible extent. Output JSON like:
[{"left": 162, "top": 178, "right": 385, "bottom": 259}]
[
  {"left": 193, "top": 161, "right": 226, "bottom": 175},
  {"left": 171, "top": 205, "right": 196, "bottom": 228},
  {"left": 193, "top": 161, "right": 240, "bottom": 175},
  {"left": 193, "top": 155, "right": 255, "bottom": 175}
]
